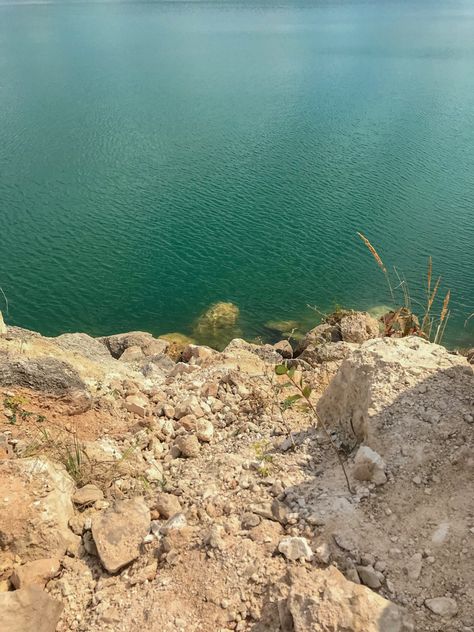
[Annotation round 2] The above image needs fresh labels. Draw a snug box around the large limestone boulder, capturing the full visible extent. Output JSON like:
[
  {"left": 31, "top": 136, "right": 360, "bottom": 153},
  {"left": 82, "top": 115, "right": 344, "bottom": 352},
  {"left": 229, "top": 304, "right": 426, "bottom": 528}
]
[
  {"left": 279, "top": 566, "right": 413, "bottom": 631},
  {"left": 53, "top": 332, "right": 112, "bottom": 362},
  {"left": 0, "top": 356, "right": 86, "bottom": 395},
  {"left": 317, "top": 337, "right": 472, "bottom": 448},
  {"left": 0, "top": 458, "right": 76, "bottom": 564},
  {"left": 0, "top": 587, "right": 63, "bottom": 632}
]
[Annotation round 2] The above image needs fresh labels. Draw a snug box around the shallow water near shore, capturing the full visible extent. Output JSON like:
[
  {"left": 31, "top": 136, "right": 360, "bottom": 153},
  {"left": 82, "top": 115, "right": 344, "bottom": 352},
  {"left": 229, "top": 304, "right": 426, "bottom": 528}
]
[{"left": 0, "top": 0, "right": 473, "bottom": 347}]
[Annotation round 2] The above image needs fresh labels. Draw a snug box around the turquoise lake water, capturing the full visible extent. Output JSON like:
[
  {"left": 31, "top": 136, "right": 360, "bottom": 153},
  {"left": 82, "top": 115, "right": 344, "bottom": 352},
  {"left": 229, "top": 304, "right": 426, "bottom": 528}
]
[{"left": 0, "top": 0, "right": 473, "bottom": 347}]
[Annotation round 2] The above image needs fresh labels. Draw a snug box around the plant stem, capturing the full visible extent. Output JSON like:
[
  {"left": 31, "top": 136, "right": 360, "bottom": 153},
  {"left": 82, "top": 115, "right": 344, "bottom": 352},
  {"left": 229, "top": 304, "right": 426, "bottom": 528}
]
[{"left": 289, "top": 374, "right": 354, "bottom": 495}]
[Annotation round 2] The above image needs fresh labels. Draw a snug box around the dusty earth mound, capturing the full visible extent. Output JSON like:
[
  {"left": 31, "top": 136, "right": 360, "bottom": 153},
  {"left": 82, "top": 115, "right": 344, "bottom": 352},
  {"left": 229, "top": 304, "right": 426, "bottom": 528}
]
[{"left": 0, "top": 318, "right": 472, "bottom": 632}]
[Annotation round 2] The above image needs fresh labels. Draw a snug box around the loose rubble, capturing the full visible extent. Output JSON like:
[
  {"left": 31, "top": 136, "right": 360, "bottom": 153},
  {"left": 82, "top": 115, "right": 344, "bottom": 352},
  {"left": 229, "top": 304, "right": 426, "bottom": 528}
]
[{"left": 0, "top": 313, "right": 472, "bottom": 631}]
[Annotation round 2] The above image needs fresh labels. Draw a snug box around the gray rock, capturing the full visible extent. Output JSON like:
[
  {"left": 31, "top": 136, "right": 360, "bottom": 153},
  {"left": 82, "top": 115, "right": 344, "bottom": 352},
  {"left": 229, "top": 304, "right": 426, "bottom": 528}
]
[
  {"left": 0, "top": 587, "right": 63, "bottom": 632},
  {"left": 160, "top": 512, "right": 187, "bottom": 535},
  {"left": 53, "top": 332, "right": 111, "bottom": 361},
  {"left": 0, "top": 356, "right": 86, "bottom": 395},
  {"left": 273, "top": 340, "right": 293, "bottom": 359},
  {"left": 405, "top": 553, "right": 422, "bottom": 580},
  {"left": 313, "top": 542, "right": 331, "bottom": 564},
  {"left": 92, "top": 497, "right": 150, "bottom": 573},
  {"left": 271, "top": 499, "right": 290, "bottom": 524},
  {"left": 141, "top": 353, "right": 175, "bottom": 373},
  {"left": 224, "top": 338, "right": 283, "bottom": 364},
  {"left": 425, "top": 597, "right": 458, "bottom": 618},
  {"left": 356, "top": 565, "right": 382, "bottom": 589},
  {"left": 241, "top": 513, "right": 261, "bottom": 529}
]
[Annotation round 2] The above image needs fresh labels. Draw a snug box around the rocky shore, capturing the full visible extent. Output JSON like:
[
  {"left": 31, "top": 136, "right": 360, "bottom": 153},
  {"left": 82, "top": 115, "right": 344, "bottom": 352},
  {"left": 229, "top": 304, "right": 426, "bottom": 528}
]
[{"left": 0, "top": 309, "right": 472, "bottom": 632}]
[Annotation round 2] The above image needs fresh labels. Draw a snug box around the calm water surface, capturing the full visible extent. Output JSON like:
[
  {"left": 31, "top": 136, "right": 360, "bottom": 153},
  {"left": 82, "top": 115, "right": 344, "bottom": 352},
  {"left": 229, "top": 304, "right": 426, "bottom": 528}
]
[{"left": 0, "top": 0, "right": 473, "bottom": 346}]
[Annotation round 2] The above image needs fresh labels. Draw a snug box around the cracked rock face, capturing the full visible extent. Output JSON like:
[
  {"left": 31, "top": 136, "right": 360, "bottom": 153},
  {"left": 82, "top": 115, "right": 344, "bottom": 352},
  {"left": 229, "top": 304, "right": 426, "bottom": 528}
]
[
  {"left": 317, "top": 336, "right": 471, "bottom": 446},
  {"left": 92, "top": 497, "right": 150, "bottom": 573}
]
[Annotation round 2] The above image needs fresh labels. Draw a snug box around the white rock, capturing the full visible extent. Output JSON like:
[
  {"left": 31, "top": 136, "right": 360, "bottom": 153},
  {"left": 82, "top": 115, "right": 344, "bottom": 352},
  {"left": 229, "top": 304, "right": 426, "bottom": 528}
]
[
  {"left": 317, "top": 337, "right": 470, "bottom": 443},
  {"left": 431, "top": 522, "right": 450, "bottom": 545},
  {"left": 353, "top": 445, "right": 387, "bottom": 485},
  {"left": 278, "top": 536, "right": 313, "bottom": 561},
  {"left": 196, "top": 418, "right": 214, "bottom": 442},
  {"left": 314, "top": 542, "right": 331, "bottom": 564},
  {"left": 160, "top": 512, "right": 187, "bottom": 535}
]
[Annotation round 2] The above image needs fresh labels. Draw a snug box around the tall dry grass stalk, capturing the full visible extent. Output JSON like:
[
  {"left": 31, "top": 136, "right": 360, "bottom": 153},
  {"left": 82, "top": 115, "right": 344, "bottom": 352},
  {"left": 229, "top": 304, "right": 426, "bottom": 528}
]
[
  {"left": 357, "top": 232, "right": 394, "bottom": 301},
  {"left": 421, "top": 263, "right": 441, "bottom": 336},
  {"left": 357, "top": 233, "right": 452, "bottom": 344},
  {"left": 434, "top": 290, "right": 450, "bottom": 344}
]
